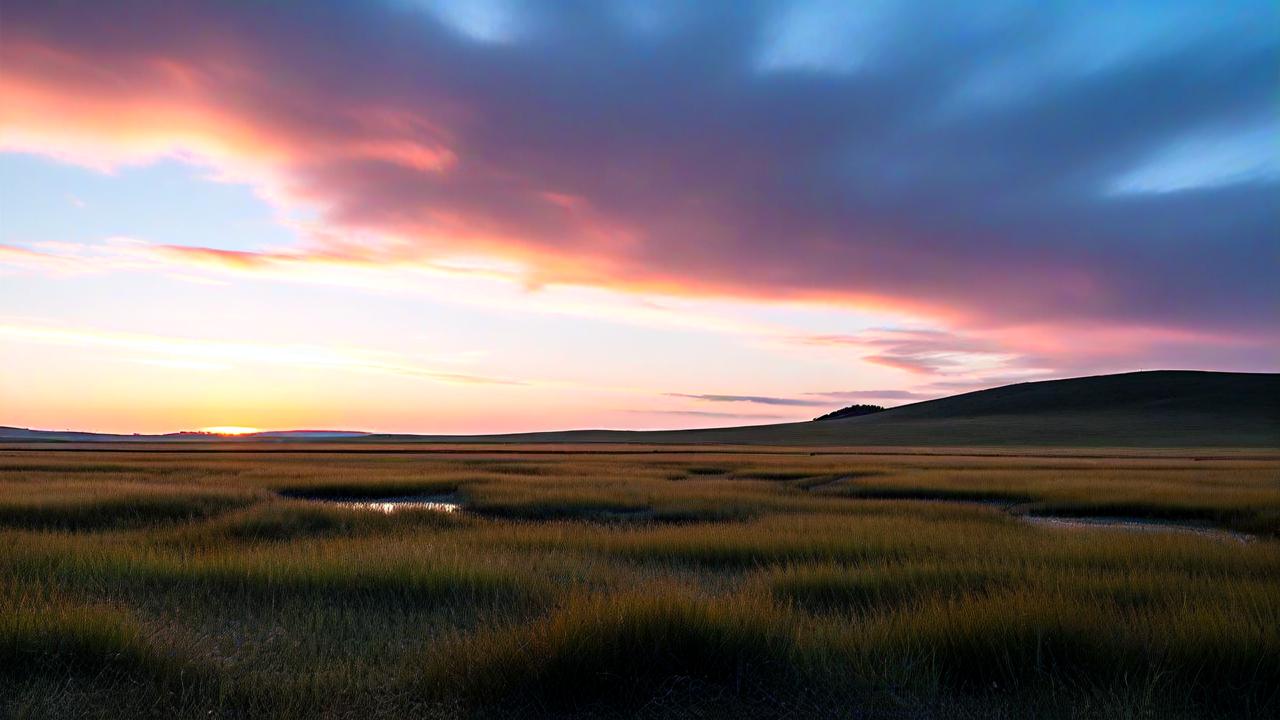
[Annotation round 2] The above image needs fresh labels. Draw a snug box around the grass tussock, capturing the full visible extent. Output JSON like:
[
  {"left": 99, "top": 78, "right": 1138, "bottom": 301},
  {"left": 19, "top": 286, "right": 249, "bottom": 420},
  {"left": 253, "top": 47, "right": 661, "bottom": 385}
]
[
  {"left": 841, "top": 585, "right": 1280, "bottom": 710},
  {"left": 1, "top": 596, "right": 163, "bottom": 678},
  {"left": 0, "top": 481, "right": 262, "bottom": 530},
  {"left": 274, "top": 476, "right": 467, "bottom": 500},
  {"left": 7, "top": 534, "right": 547, "bottom": 610},
  {"left": 769, "top": 561, "right": 1010, "bottom": 611},
  {"left": 180, "top": 500, "right": 469, "bottom": 543},
  {"left": 0, "top": 583, "right": 217, "bottom": 717},
  {"left": 0, "top": 445, "right": 1277, "bottom": 718},
  {"left": 422, "top": 587, "right": 798, "bottom": 712}
]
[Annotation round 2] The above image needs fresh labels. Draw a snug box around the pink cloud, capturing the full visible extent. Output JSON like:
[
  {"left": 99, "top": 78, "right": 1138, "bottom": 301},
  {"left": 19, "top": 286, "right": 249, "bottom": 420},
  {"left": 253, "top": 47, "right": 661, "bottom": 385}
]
[{"left": 1, "top": 1, "right": 1273, "bottom": 379}]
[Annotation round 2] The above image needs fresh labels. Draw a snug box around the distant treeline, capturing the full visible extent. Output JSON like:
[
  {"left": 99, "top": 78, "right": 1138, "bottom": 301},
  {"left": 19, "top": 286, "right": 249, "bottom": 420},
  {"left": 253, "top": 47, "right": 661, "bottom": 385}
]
[{"left": 812, "top": 404, "right": 886, "bottom": 421}]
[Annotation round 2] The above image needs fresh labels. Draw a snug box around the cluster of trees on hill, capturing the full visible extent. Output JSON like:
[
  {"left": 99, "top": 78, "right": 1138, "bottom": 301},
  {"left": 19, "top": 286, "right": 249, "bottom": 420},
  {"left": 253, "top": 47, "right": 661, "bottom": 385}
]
[{"left": 812, "top": 404, "right": 886, "bottom": 421}]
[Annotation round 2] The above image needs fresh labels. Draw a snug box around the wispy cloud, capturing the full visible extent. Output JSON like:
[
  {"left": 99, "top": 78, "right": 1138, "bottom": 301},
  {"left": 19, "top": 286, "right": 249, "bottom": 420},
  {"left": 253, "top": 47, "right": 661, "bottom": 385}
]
[
  {"left": 0, "top": 323, "right": 523, "bottom": 386},
  {"left": 802, "top": 389, "right": 932, "bottom": 401},
  {"left": 664, "top": 393, "right": 829, "bottom": 407},
  {"left": 625, "top": 409, "right": 790, "bottom": 420},
  {"left": 664, "top": 389, "right": 936, "bottom": 412},
  {"left": 792, "top": 328, "right": 1023, "bottom": 376},
  {"left": 0, "top": 243, "right": 95, "bottom": 275}
]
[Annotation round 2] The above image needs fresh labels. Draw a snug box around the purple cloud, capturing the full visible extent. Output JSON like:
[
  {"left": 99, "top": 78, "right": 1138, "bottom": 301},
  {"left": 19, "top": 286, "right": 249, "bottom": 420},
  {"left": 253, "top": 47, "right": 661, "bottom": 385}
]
[
  {"left": 665, "top": 393, "right": 829, "bottom": 408},
  {"left": 1, "top": 0, "right": 1275, "bottom": 373}
]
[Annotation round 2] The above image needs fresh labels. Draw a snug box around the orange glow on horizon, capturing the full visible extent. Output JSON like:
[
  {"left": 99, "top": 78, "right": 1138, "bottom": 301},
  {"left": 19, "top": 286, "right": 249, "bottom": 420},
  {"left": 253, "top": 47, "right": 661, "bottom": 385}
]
[{"left": 199, "top": 426, "right": 260, "bottom": 435}]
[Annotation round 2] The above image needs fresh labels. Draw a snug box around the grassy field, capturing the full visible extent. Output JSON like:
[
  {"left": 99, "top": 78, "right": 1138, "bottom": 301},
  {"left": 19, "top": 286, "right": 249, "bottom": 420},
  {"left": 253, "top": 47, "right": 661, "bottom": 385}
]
[{"left": 2, "top": 444, "right": 1278, "bottom": 718}]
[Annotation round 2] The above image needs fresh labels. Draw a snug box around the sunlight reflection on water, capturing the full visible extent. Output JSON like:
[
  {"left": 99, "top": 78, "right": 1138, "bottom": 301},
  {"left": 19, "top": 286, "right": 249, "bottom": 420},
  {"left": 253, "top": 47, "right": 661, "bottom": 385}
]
[
  {"left": 1022, "top": 515, "right": 1250, "bottom": 543},
  {"left": 338, "top": 498, "right": 460, "bottom": 514}
]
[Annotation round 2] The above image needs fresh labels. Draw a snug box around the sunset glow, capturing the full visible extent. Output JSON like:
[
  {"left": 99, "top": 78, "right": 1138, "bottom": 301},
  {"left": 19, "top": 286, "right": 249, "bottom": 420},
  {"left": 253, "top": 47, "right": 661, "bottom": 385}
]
[
  {"left": 199, "top": 426, "right": 261, "bottom": 436},
  {"left": 1, "top": 1, "right": 1274, "bottom": 435},
  {"left": 4, "top": 6, "right": 1275, "bottom": 717}
]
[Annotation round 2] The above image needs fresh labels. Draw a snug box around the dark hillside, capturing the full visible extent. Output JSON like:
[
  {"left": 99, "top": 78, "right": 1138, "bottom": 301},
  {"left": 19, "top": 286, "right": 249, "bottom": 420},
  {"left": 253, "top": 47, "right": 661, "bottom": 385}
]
[
  {"left": 874, "top": 371, "right": 1280, "bottom": 421},
  {"left": 365, "top": 371, "right": 1280, "bottom": 447},
  {"left": 6, "top": 372, "right": 1277, "bottom": 448}
]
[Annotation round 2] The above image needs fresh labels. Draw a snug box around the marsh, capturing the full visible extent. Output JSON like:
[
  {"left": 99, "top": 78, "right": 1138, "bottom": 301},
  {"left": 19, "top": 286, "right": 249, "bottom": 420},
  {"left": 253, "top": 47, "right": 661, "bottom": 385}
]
[{"left": 3, "top": 445, "right": 1277, "bottom": 719}]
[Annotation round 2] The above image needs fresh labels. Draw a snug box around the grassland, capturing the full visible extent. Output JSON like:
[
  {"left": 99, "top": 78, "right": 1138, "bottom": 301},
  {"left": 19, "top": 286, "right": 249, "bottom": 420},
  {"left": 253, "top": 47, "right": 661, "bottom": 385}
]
[{"left": 2, "top": 445, "right": 1277, "bottom": 719}]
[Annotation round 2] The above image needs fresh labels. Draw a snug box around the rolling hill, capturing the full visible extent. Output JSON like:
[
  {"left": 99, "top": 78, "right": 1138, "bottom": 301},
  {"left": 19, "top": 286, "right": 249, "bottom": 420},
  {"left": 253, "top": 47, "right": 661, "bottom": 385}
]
[
  {"left": 3, "top": 371, "right": 1276, "bottom": 447},
  {"left": 364, "top": 370, "right": 1280, "bottom": 447}
]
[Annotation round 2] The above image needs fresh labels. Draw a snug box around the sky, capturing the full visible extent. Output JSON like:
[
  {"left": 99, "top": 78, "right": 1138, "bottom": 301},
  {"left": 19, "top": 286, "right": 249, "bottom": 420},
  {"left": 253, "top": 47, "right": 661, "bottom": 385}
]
[{"left": 1, "top": 0, "right": 1276, "bottom": 434}]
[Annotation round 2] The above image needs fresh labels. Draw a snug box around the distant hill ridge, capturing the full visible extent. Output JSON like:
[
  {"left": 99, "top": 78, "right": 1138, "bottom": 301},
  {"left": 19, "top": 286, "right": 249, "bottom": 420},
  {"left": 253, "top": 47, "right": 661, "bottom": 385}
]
[
  {"left": 365, "top": 371, "right": 1277, "bottom": 447},
  {"left": 3, "top": 371, "right": 1277, "bottom": 447},
  {"left": 0, "top": 428, "right": 369, "bottom": 441},
  {"left": 871, "top": 370, "right": 1279, "bottom": 421}
]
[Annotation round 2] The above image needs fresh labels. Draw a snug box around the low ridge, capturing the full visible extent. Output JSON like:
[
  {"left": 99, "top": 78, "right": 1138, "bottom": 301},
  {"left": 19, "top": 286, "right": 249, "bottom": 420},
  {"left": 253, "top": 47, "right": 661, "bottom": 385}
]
[
  {"left": 870, "top": 370, "right": 1279, "bottom": 421},
  {"left": 361, "top": 370, "right": 1280, "bottom": 447},
  {"left": 4, "top": 371, "right": 1276, "bottom": 447}
]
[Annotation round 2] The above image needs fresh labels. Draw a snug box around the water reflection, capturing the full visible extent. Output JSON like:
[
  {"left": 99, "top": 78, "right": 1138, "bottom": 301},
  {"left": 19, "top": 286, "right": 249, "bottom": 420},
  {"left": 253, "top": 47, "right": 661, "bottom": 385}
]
[
  {"left": 337, "top": 497, "right": 461, "bottom": 514},
  {"left": 284, "top": 492, "right": 462, "bottom": 514},
  {"left": 1022, "top": 515, "right": 1251, "bottom": 543}
]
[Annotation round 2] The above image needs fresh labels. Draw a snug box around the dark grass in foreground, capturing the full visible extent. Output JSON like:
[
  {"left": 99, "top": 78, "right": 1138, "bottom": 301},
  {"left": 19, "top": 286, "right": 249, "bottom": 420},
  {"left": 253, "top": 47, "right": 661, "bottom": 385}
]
[{"left": 1, "top": 446, "right": 1278, "bottom": 719}]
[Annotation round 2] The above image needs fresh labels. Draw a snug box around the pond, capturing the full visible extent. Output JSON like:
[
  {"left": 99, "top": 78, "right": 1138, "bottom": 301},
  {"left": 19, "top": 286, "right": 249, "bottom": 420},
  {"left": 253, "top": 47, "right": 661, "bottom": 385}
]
[
  {"left": 286, "top": 493, "right": 462, "bottom": 514},
  {"left": 1021, "top": 514, "right": 1253, "bottom": 543}
]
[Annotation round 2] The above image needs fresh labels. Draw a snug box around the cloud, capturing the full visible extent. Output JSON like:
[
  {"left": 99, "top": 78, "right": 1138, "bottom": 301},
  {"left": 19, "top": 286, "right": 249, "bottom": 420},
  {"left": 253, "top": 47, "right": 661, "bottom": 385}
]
[
  {"left": 2, "top": 0, "right": 1275, "bottom": 371},
  {"left": 803, "top": 389, "right": 932, "bottom": 401},
  {"left": 924, "top": 375, "right": 1054, "bottom": 393},
  {"left": 0, "top": 243, "right": 95, "bottom": 274},
  {"left": 665, "top": 393, "right": 829, "bottom": 407},
  {"left": 1109, "top": 119, "right": 1280, "bottom": 195},
  {"left": 0, "top": 322, "right": 524, "bottom": 386},
  {"left": 625, "top": 409, "right": 790, "bottom": 420},
  {"left": 862, "top": 354, "right": 950, "bottom": 375},
  {"left": 666, "top": 388, "right": 939, "bottom": 411},
  {"left": 793, "top": 328, "right": 1025, "bottom": 376}
]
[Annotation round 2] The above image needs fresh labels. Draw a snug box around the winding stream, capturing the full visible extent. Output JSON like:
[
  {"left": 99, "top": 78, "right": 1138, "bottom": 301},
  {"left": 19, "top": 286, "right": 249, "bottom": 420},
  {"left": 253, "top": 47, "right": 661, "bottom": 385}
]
[
  {"left": 813, "top": 477, "right": 1256, "bottom": 543},
  {"left": 1019, "top": 514, "right": 1254, "bottom": 543},
  {"left": 288, "top": 484, "right": 1258, "bottom": 543}
]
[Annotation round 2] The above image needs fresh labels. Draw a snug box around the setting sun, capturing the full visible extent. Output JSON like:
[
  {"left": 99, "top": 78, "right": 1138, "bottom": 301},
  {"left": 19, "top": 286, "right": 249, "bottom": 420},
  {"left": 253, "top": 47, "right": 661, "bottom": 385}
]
[{"left": 199, "top": 426, "right": 260, "bottom": 435}]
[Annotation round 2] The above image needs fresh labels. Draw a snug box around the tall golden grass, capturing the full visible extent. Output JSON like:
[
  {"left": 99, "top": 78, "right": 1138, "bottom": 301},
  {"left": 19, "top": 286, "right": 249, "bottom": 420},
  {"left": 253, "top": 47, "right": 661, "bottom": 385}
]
[{"left": 1, "top": 445, "right": 1277, "bottom": 718}]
